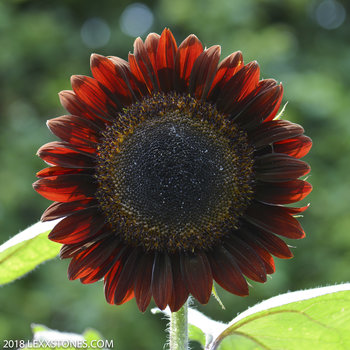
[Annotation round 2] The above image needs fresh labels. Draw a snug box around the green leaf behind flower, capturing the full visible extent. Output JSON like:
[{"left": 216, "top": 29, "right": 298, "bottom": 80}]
[
  {"left": 186, "top": 284, "right": 350, "bottom": 350},
  {"left": 0, "top": 220, "right": 60, "bottom": 285},
  {"left": 20, "top": 323, "right": 108, "bottom": 350}
]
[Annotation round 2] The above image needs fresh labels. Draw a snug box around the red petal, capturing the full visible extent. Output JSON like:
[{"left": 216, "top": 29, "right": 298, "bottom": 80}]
[
  {"left": 145, "top": 33, "right": 160, "bottom": 75},
  {"left": 168, "top": 254, "right": 189, "bottom": 312},
  {"left": 151, "top": 253, "right": 173, "bottom": 310},
  {"left": 41, "top": 198, "right": 96, "bottom": 221},
  {"left": 60, "top": 233, "right": 118, "bottom": 259},
  {"left": 33, "top": 174, "right": 96, "bottom": 202},
  {"left": 208, "top": 51, "right": 244, "bottom": 101},
  {"left": 174, "top": 34, "right": 203, "bottom": 92},
  {"left": 250, "top": 244, "right": 275, "bottom": 274},
  {"left": 208, "top": 245, "right": 249, "bottom": 296},
  {"left": 225, "top": 236, "right": 267, "bottom": 283},
  {"left": 274, "top": 135, "right": 312, "bottom": 159},
  {"left": 156, "top": 28, "right": 177, "bottom": 92},
  {"left": 215, "top": 61, "right": 260, "bottom": 114},
  {"left": 180, "top": 252, "right": 212, "bottom": 304},
  {"left": 37, "top": 142, "right": 95, "bottom": 168},
  {"left": 48, "top": 207, "right": 105, "bottom": 244},
  {"left": 108, "top": 55, "right": 146, "bottom": 99},
  {"left": 134, "top": 253, "right": 154, "bottom": 312},
  {"left": 58, "top": 90, "right": 108, "bottom": 127},
  {"left": 233, "top": 84, "right": 283, "bottom": 129},
  {"left": 249, "top": 120, "right": 304, "bottom": 148},
  {"left": 71, "top": 75, "right": 118, "bottom": 120},
  {"left": 104, "top": 251, "right": 127, "bottom": 304},
  {"left": 90, "top": 54, "right": 134, "bottom": 106},
  {"left": 239, "top": 223, "right": 293, "bottom": 259},
  {"left": 255, "top": 153, "right": 311, "bottom": 182},
  {"left": 68, "top": 236, "right": 119, "bottom": 282},
  {"left": 60, "top": 242, "right": 85, "bottom": 259},
  {"left": 133, "top": 37, "right": 159, "bottom": 91},
  {"left": 189, "top": 45, "right": 221, "bottom": 100},
  {"left": 245, "top": 201, "right": 305, "bottom": 239},
  {"left": 47, "top": 115, "right": 99, "bottom": 150},
  {"left": 285, "top": 205, "right": 310, "bottom": 214},
  {"left": 232, "top": 227, "right": 276, "bottom": 273},
  {"left": 128, "top": 53, "right": 151, "bottom": 96},
  {"left": 113, "top": 248, "right": 140, "bottom": 305},
  {"left": 255, "top": 180, "right": 312, "bottom": 205},
  {"left": 36, "top": 166, "right": 92, "bottom": 178}
]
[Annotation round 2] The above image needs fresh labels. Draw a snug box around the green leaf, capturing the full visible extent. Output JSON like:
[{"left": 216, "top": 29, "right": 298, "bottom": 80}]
[
  {"left": 20, "top": 324, "right": 107, "bottom": 350},
  {"left": 189, "top": 324, "right": 206, "bottom": 348},
  {"left": 213, "top": 284, "right": 350, "bottom": 350},
  {"left": 185, "top": 284, "right": 350, "bottom": 350},
  {"left": 83, "top": 328, "right": 104, "bottom": 344},
  {"left": 0, "top": 220, "right": 60, "bottom": 285}
]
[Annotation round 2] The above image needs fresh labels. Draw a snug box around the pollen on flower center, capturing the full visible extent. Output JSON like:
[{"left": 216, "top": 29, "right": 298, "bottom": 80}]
[{"left": 96, "top": 93, "right": 254, "bottom": 252}]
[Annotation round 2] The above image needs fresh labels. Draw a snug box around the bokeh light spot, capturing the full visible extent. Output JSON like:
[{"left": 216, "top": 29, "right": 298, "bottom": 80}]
[
  {"left": 315, "top": 0, "right": 346, "bottom": 30},
  {"left": 120, "top": 3, "right": 154, "bottom": 37},
  {"left": 81, "top": 17, "right": 111, "bottom": 48}
]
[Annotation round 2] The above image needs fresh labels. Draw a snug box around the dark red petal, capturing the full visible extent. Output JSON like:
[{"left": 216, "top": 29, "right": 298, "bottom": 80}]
[
  {"left": 68, "top": 236, "right": 119, "bottom": 282},
  {"left": 37, "top": 142, "right": 95, "bottom": 168},
  {"left": 168, "top": 254, "right": 189, "bottom": 312},
  {"left": 60, "top": 242, "right": 85, "bottom": 259},
  {"left": 209, "top": 245, "right": 249, "bottom": 296},
  {"left": 41, "top": 198, "right": 96, "bottom": 221},
  {"left": 174, "top": 34, "right": 203, "bottom": 92},
  {"left": 33, "top": 174, "right": 96, "bottom": 202},
  {"left": 180, "top": 252, "right": 212, "bottom": 304},
  {"left": 245, "top": 201, "right": 305, "bottom": 239},
  {"left": 107, "top": 55, "right": 146, "bottom": 99},
  {"left": 145, "top": 32, "right": 160, "bottom": 75},
  {"left": 104, "top": 250, "right": 127, "bottom": 304},
  {"left": 215, "top": 61, "right": 260, "bottom": 114},
  {"left": 71, "top": 75, "right": 118, "bottom": 120},
  {"left": 134, "top": 253, "right": 154, "bottom": 312},
  {"left": 156, "top": 28, "right": 177, "bottom": 92},
  {"left": 249, "top": 120, "right": 304, "bottom": 149},
  {"left": 225, "top": 236, "right": 267, "bottom": 283},
  {"left": 250, "top": 244, "right": 275, "bottom": 274},
  {"left": 109, "top": 248, "right": 140, "bottom": 305},
  {"left": 189, "top": 45, "right": 221, "bottom": 100},
  {"left": 128, "top": 53, "right": 151, "bottom": 96},
  {"left": 58, "top": 90, "right": 107, "bottom": 127},
  {"left": 60, "top": 232, "right": 118, "bottom": 259},
  {"left": 232, "top": 84, "right": 283, "bottom": 129},
  {"left": 285, "top": 205, "right": 310, "bottom": 215},
  {"left": 48, "top": 207, "right": 105, "bottom": 244},
  {"left": 151, "top": 253, "right": 173, "bottom": 310},
  {"left": 47, "top": 115, "right": 99, "bottom": 150},
  {"left": 255, "top": 180, "right": 312, "bottom": 205},
  {"left": 232, "top": 227, "right": 276, "bottom": 273},
  {"left": 90, "top": 54, "right": 134, "bottom": 106},
  {"left": 36, "top": 166, "right": 92, "bottom": 178},
  {"left": 255, "top": 153, "right": 311, "bottom": 182},
  {"left": 274, "top": 135, "right": 312, "bottom": 159},
  {"left": 239, "top": 223, "right": 293, "bottom": 259},
  {"left": 208, "top": 51, "right": 244, "bottom": 102},
  {"left": 263, "top": 86, "right": 284, "bottom": 123},
  {"left": 133, "top": 37, "right": 159, "bottom": 91}
]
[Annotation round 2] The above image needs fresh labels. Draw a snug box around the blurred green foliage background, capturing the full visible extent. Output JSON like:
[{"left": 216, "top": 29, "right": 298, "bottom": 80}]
[{"left": 0, "top": 0, "right": 349, "bottom": 348}]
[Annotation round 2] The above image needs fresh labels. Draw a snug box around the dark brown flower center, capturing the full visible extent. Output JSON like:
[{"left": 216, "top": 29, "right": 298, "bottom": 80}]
[{"left": 96, "top": 93, "right": 254, "bottom": 252}]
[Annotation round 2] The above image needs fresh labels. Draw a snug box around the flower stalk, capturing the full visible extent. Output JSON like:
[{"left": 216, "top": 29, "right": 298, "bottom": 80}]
[{"left": 169, "top": 299, "right": 188, "bottom": 350}]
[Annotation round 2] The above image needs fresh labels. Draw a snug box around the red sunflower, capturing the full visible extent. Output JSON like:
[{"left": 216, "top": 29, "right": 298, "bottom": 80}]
[{"left": 34, "top": 28, "right": 312, "bottom": 312}]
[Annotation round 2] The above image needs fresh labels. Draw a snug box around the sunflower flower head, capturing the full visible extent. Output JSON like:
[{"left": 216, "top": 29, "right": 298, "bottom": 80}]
[{"left": 34, "top": 28, "right": 312, "bottom": 312}]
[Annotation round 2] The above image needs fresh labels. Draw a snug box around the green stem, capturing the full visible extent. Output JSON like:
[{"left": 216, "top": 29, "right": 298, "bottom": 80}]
[{"left": 169, "top": 299, "right": 188, "bottom": 350}]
